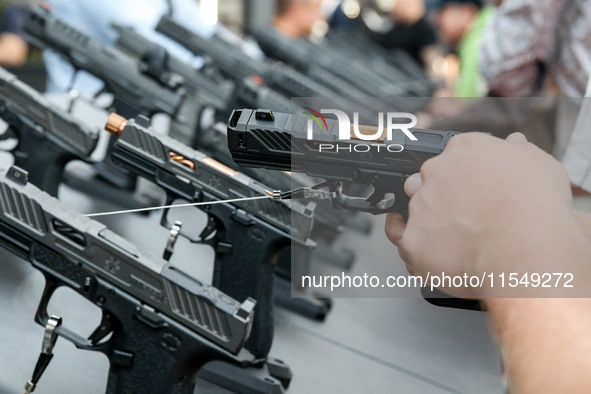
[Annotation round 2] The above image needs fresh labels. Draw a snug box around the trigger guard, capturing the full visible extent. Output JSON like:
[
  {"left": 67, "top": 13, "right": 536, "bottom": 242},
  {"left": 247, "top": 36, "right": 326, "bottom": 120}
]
[
  {"left": 34, "top": 275, "right": 62, "bottom": 328},
  {"left": 160, "top": 206, "right": 201, "bottom": 243},
  {"left": 160, "top": 192, "right": 214, "bottom": 244},
  {"left": 331, "top": 189, "right": 410, "bottom": 218},
  {"left": 34, "top": 279, "right": 110, "bottom": 354},
  {"left": 332, "top": 193, "right": 395, "bottom": 214}
]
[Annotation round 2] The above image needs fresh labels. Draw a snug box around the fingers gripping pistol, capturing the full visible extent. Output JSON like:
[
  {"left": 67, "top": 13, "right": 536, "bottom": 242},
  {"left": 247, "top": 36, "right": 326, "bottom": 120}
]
[
  {"left": 226, "top": 109, "right": 458, "bottom": 218},
  {"left": 226, "top": 109, "right": 483, "bottom": 311}
]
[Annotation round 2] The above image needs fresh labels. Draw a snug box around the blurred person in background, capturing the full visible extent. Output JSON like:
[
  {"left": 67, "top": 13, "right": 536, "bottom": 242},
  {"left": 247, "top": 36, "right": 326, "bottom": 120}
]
[
  {"left": 329, "top": 0, "right": 436, "bottom": 63},
  {"left": 0, "top": 0, "right": 31, "bottom": 66},
  {"left": 479, "top": 0, "right": 591, "bottom": 193},
  {"left": 365, "top": 0, "right": 437, "bottom": 62},
  {"left": 273, "top": 0, "right": 324, "bottom": 38},
  {"left": 43, "top": 0, "right": 215, "bottom": 95},
  {"left": 480, "top": 0, "right": 591, "bottom": 97},
  {"left": 433, "top": 0, "right": 495, "bottom": 97}
]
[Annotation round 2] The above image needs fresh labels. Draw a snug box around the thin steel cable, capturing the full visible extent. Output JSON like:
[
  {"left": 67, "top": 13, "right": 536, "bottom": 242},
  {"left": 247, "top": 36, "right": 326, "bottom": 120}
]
[{"left": 85, "top": 195, "right": 272, "bottom": 217}]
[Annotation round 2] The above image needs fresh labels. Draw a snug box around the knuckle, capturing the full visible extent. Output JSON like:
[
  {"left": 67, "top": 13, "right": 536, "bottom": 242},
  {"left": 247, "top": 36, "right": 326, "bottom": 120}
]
[
  {"left": 420, "top": 158, "right": 438, "bottom": 178},
  {"left": 446, "top": 132, "right": 470, "bottom": 149},
  {"left": 446, "top": 132, "right": 483, "bottom": 150},
  {"left": 385, "top": 213, "right": 405, "bottom": 245},
  {"left": 400, "top": 229, "right": 419, "bottom": 261}
]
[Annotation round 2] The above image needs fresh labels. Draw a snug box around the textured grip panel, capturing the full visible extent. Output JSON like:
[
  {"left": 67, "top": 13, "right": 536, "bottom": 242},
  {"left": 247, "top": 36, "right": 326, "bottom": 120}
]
[
  {"left": 163, "top": 281, "right": 231, "bottom": 340},
  {"left": 0, "top": 182, "right": 47, "bottom": 233},
  {"left": 212, "top": 219, "right": 284, "bottom": 358},
  {"left": 31, "top": 243, "right": 88, "bottom": 288},
  {"left": 106, "top": 317, "right": 194, "bottom": 394}
]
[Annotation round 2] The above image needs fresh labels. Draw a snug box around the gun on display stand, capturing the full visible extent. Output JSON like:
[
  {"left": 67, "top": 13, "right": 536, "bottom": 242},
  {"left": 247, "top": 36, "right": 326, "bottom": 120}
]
[
  {"left": 22, "top": 5, "right": 185, "bottom": 199},
  {"left": 0, "top": 165, "right": 264, "bottom": 394},
  {"left": 112, "top": 23, "right": 292, "bottom": 146},
  {"left": 0, "top": 66, "right": 98, "bottom": 197},
  {"left": 198, "top": 121, "right": 370, "bottom": 270},
  {"left": 251, "top": 27, "right": 424, "bottom": 107},
  {"left": 23, "top": 6, "right": 185, "bottom": 119},
  {"left": 103, "top": 113, "right": 317, "bottom": 357}
]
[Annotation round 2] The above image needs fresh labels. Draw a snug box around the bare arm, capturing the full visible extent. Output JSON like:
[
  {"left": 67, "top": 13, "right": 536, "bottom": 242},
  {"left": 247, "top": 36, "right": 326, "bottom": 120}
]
[
  {"left": 487, "top": 298, "right": 591, "bottom": 393},
  {"left": 574, "top": 211, "right": 591, "bottom": 242},
  {"left": 385, "top": 132, "right": 591, "bottom": 393}
]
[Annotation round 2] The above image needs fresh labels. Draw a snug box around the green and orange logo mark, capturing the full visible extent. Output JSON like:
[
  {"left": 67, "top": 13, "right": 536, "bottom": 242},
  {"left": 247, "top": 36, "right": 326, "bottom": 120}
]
[{"left": 304, "top": 108, "right": 328, "bottom": 131}]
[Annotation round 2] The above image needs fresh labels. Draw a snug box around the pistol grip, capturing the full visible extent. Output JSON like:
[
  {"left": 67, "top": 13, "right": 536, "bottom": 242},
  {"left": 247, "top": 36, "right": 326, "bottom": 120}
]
[
  {"left": 211, "top": 214, "right": 285, "bottom": 358},
  {"left": 420, "top": 287, "right": 482, "bottom": 311},
  {"left": 14, "top": 133, "right": 75, "bottom": 197},
  {"left": 104, "top": 319, "right": 195, "bottom": 394}
]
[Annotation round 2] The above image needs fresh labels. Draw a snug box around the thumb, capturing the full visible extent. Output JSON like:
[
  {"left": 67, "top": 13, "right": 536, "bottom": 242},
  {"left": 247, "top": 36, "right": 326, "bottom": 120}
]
[
  {"left": 506, "top": 132, "right": 528, "bottom": 143},
  {"left": 404, "top": 173, "right": 422, "bottom": 197}
]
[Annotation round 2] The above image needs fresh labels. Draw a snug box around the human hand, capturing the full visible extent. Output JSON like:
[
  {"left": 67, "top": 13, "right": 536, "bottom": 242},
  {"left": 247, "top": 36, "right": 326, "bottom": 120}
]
[
  {"left": 385, "top": 132, "right": 583, "bottom": 298},
  {"left": 390, "top": 0, "right": 425, "bottom": 26},
  {"left": 385, "top": 133, "right": 529, "bottom": 266}
]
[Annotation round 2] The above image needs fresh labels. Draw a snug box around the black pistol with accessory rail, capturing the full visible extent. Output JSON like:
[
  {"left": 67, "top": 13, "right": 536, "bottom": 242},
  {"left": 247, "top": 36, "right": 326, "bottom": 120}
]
[
  {"left": 0, "top": 66, "right": 98, "bottom": 196},
  {"left": 23, "top": 5, "right": 185, "bottom": 118},
  {"left": 227, "top": 109, "right": 458, "bottom": 217},
  {"left": 226, "top": 109, "right": 482, "bottom": 312},
  {"left": 0, "top": 165, "right": 257, "bottom": 394}
]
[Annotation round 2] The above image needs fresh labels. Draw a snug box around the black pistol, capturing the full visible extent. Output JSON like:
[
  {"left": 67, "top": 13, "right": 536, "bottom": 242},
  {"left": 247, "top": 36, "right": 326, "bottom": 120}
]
[
  {"left": 104, "top": 113, "right": 316, "bottom": 357},
  {"left": 0, "top": 165, "right": 256, "bottom": 394},
  {"left": 0, "top": 66, "right": 98, "bottom": 196},
  {"left": 227, "top": 109, "right": 457, "bottom": 217},
  {"left": 23, "top": 5, "right": 185, "bottom": 118},
  {"left": 226, "top": 109, "right": 482, "bottom": 311}
]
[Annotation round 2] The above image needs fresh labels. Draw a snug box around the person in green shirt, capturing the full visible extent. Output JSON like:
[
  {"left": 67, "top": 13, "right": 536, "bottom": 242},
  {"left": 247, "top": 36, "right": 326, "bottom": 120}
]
[{"left": 433, "top": 0, "right": 495, "bottom": 97}]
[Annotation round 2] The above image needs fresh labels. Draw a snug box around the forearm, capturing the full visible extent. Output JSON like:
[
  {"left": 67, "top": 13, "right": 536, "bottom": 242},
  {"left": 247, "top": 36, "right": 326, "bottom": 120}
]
[
  {"left": 475, "top": 205, "right": 591, "bottom": 393},
  {"left": 574, "top": 210, "right": 591, "bottom": 242},
  {"left": 487, "top": 298, "right": 591, "bottom": 394},
  {"left": 484, "top": 214, "right": 591, "bottom": 393}
]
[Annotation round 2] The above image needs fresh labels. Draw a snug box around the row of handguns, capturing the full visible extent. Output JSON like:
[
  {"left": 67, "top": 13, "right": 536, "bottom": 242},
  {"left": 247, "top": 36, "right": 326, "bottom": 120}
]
[{"left": 0, "top": 5, "right": 465, "bottom": 394}]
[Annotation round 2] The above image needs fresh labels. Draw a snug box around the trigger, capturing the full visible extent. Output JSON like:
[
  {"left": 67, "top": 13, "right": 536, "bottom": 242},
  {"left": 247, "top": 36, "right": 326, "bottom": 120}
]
[
  {"left": 0, "top": 127, "right": 17, "bottom": 141},
  {"left": 88, "top": 311, "right": 114, "bottom": 345},
  {"left": 365, "top": 186, "right": 389, "bottom": 206},
  {"left": 199, "top": 216, "right": 217, "bottom": 240}
]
